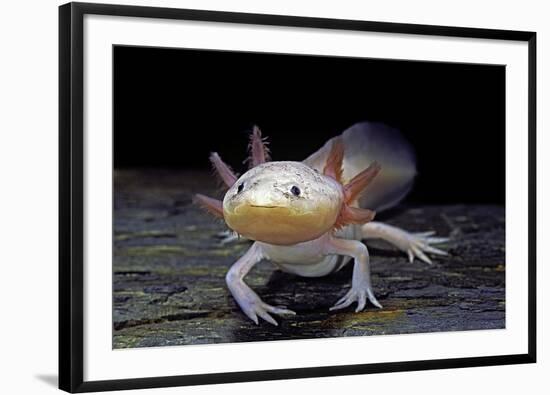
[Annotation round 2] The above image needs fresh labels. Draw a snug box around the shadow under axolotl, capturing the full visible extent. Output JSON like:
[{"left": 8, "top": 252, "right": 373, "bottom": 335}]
[
  {"left": 226, "top": 224, "right": 505, "bottom": 342},
  {"left": 227, "top": 262, "right": 401, "bottom": 341}
]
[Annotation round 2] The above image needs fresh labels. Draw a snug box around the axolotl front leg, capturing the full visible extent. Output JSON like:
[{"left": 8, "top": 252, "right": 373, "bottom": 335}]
[
  {"left": 226, "top": 242, "right": 296, "bottom": 325},
  {"left": 227, "top": 235, "right": 381, "bottom": 325},
  {"left": 324, "top": 236, "right": 382, "bottom": 311}
]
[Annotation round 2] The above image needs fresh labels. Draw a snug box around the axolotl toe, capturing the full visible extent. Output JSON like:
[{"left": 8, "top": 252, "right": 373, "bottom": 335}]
[{"left": 195, "top": 123, "right": 449, "bottom": 325}]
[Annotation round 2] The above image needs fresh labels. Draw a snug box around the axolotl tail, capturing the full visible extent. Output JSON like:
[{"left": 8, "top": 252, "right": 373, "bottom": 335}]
[{"left": 303, "top": 121, "right": 417, "bottom": 212}]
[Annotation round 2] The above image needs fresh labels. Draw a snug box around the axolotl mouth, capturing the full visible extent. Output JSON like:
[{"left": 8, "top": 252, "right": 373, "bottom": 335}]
[{"left": 223, "top": 201, "right": 339, "bottom": 245}]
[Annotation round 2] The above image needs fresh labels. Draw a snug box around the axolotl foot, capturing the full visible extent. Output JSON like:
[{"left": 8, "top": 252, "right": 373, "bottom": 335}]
[
  {"left": 403, "top": 231, "right": 449, "bottom": 264},
  {"left": 330, "top": 286, "right": 382, "bottom": 312},
  {"left": 361, "top": 222, "right": 449, "bottom": 265},
  {"left": 235, "top": 291, "right": 296, "bottom": 326},
  {"left": 215, "top": 229, "right": 248, "bottom": 245}
]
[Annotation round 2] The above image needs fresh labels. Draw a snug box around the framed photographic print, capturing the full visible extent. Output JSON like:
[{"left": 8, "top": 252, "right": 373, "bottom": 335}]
[{"left": 59, "top": 1, "right": 537, "bottom": 392}]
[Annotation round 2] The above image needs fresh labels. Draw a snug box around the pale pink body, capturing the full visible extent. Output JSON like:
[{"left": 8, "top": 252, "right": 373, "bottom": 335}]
[{"left": 196, "top": 122, "right": 450, "bottom": 325}]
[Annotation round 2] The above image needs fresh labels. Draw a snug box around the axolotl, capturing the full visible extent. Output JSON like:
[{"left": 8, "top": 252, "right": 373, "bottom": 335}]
[{"left": 195, "top": 122, "right": 449, "bottom": 325}]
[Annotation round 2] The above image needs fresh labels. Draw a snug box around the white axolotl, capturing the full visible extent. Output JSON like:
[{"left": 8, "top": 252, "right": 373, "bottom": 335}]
[{"left": 195, "top": 122, "right": 449, "bottom": 325}]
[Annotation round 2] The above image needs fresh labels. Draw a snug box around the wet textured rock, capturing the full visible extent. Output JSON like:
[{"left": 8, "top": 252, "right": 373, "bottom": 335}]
[{"left": 113, "top": 169, "right": 505, "bottom": 348}]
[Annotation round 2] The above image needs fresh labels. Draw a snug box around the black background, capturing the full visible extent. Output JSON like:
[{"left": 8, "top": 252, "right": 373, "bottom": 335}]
[{"left": 114, "top": 46, "right": 505, "bottom": 205}]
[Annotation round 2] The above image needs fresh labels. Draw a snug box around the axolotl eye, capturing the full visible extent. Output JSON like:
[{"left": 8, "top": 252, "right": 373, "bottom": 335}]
[
  {"left": 290, "top": 186, "right": 301, "bottom": 196},
  {"left": 237, "top": 182, "right": 244, "bottom": 193}
]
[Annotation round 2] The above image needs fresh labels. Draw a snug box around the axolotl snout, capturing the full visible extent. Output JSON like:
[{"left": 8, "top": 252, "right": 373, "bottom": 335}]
[{"left": 195, "top": 122, "right": 449, "bottom": 325}]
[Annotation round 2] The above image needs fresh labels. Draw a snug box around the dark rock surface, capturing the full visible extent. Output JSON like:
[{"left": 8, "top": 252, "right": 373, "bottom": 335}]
[{"left": 113, "top": 169, "right": 505, "bottom": 348}]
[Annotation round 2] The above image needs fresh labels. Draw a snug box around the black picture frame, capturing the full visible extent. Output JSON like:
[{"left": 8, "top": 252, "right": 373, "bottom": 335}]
[{"left": 59, "top": 2, "right": 537, "bottom": 392}]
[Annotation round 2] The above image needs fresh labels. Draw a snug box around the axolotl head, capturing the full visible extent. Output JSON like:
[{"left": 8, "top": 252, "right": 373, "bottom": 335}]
[
  {"left": 223, "top": 161, "right": 344, "bottom": 245},
  {"left": 194, "top": 127, "right": 380, "bottom": 246}
]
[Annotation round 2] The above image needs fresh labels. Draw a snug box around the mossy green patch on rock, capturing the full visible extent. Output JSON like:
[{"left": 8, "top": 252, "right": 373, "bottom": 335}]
[
  {"left": 321, "top": 309, "right": 406, "bottom": 330},
  {"left": 116, "top": 243, "right": 248, "bottom": 258},
  {"left": 114, "top": 230, "right": 177, "bottom": 241}
]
